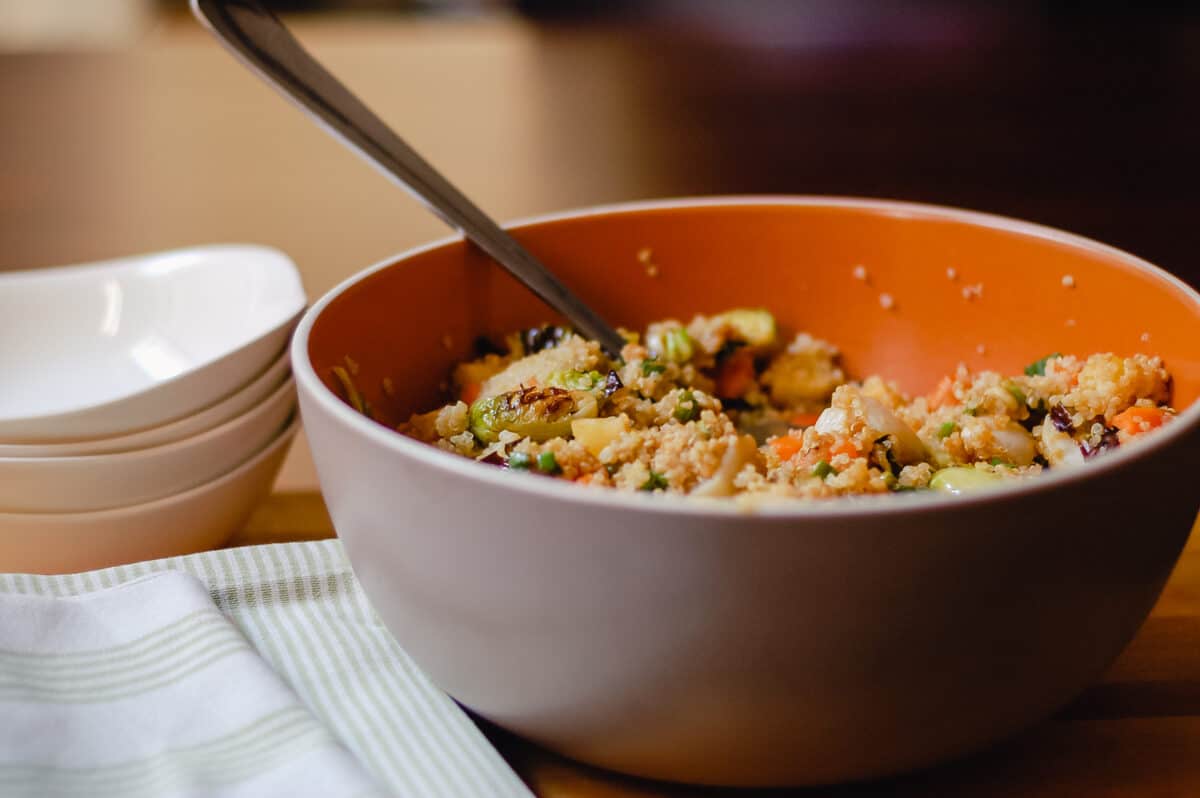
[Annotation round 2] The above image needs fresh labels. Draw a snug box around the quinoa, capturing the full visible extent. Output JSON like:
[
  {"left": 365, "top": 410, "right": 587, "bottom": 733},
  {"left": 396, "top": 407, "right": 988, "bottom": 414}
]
[{"left": 389, "top": 309, "right": 1177, "bottom": 500}]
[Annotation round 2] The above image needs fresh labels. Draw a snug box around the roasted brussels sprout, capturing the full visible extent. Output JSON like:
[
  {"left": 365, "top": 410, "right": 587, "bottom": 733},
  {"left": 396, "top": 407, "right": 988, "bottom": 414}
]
[
  {"left": 469, "top": 386, "right": 598, "bottom": 444},
  {"left": 646, "top": 325, "right": 695, "bottom": 363},
  {"left": 714, "top": 308, "right": 777, "bottom": 347}
]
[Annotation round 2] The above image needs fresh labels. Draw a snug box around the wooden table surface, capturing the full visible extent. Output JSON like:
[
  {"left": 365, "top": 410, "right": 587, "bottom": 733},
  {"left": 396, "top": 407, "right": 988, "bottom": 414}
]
[{"left": 5, "top": 10, "right": 1200, "bottom": 796}]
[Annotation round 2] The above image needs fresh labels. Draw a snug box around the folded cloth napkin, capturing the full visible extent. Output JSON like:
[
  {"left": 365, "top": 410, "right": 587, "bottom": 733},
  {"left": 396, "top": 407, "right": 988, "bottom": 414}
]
[{"left": 0, "top": 541, "right": 531, "bottom": 798}]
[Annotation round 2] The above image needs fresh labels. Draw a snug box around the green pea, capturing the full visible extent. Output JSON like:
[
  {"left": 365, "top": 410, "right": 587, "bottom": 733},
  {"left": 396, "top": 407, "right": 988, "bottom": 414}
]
[
  {"left": 507, "top": 451, "right": 531, "bottom": 470},
  {"left": 938, "top": 421, "right": 956, "bottom": 439},
  {"left": 811, "top": 460, "right": 836, "bottom": 479},
  {"left": 536, "top": 451, "right": 561, "bottom": 474}
]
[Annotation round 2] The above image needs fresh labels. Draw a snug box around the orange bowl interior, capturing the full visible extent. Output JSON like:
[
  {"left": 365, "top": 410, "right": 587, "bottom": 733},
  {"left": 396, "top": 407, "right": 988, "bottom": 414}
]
[{"left": 307, "top": 202, "right": 1200, "bottom": 427}]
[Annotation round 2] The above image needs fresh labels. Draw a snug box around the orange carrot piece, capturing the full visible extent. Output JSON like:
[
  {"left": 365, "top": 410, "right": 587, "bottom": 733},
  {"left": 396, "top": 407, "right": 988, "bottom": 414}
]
[
  {"left": 830, "top": 440, "right": 859, "bottom": 460},
  {"left": 770, "top": 434, "right": 804, "bottom": 461},
  {"left": 460, "top": 381, "right": 482, "bottom": 404},
  {"left": 715, "top": 349, "right": 756, "bottom": 399},
  {"left": 1112, "top": 406, "right": 1167, "bottom": 436}
]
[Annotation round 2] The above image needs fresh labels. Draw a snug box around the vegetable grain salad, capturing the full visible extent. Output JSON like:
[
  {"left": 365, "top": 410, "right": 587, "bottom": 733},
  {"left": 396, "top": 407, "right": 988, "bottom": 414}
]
[{"left": 394, "top": 309, "right": 1176, "bottom": 500}]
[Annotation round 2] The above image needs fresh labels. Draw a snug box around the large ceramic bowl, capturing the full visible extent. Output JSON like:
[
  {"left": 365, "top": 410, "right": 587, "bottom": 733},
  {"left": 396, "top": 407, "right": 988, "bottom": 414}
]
[
  {"left": 0, "top": 377, "right": 295, "bottom": 513},
  {"left": 0, "top": 347, "right": 291, "bottom": 458},
  {"left": 0, "top": 417, "right": 297, "bottom": 574},
  {"left": 293, "top": 198, "right": 1200, "bottom": 787}
]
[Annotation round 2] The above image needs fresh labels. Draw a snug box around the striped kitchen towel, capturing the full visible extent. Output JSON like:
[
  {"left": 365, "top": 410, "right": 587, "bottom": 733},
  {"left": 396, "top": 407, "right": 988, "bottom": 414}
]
[{"left": 0, "top": 541, "right": 531, "bottom": 798}]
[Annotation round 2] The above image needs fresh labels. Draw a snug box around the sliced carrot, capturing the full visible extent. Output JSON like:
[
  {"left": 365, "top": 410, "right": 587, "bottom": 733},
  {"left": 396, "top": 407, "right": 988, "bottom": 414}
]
[
  {"left": 770, "top": 434, "right": 804, "bottom": 461},
  {"left": 715, "top": 349, "right": 756, "bottom": 399},
  {"left": 460, "top": 381, "right": 482, "bottom": 404},
  {"left": 789, "top": 412, "right": 821, "bottom": 427},
  {"left": 1112, "top": 406, "right": 1167, "bottom": 436},
  {"left": 830, "top": 439, "right": 859, "bottom": 459}
]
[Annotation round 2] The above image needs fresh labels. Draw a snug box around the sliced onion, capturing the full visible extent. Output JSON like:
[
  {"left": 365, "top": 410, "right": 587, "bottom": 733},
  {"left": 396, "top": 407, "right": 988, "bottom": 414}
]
[
  {"left": 693, "top": 434, "right": 759, "bottom": 497},
  {"left": 991, "top": 424, "right": 1037, "bottom": 466},
  {"left": 862, "top": 397, "right": 926, "bottom": 464}
]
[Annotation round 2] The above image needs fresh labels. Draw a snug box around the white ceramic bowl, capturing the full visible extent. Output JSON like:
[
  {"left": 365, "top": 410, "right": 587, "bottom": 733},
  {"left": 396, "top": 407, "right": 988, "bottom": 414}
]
[
  {"left": 0, "top": 244, "right": 305, "bottom": 443},
  {"left": 0, "top": 417, "right": 297, "bottom": 574},
  {"left": 0, "top": 377, "right": 296, "bottom": 513},
  {"left": 0, "top": 348, "right": 291, "bottom": 458}
]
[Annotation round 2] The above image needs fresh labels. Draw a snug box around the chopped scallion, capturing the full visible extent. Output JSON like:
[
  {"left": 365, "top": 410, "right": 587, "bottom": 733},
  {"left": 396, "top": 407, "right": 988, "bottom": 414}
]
[
  {"left": 641, "top": 471, "right": 669, "bottom": 491},
  {"left": 1024, "top": 352, "right": 1062, "bottom": 377}
]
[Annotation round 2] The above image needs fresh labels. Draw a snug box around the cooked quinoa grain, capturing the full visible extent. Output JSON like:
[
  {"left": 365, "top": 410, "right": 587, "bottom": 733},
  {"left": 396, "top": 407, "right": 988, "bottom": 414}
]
[{"left": 394, "top": 309, "right": 1177, "bottom": 500}]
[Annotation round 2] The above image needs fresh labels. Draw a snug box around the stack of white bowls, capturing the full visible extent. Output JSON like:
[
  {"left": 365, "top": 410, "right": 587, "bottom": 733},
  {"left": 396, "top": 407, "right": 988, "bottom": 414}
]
[{"left": 0, "top": 245, "right": 306, "bottom": 573}]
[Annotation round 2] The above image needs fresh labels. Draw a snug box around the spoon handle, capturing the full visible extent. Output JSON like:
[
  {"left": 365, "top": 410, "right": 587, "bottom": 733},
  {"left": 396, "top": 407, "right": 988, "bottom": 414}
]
[{"left": 192, "top": 0, "right": 627, "bottom": 356}]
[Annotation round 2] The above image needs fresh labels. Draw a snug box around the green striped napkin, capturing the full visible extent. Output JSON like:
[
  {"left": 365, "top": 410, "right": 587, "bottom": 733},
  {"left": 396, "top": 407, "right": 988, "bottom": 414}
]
[{"left": 0, "top": 541, "right": 531, "bottom": 798}]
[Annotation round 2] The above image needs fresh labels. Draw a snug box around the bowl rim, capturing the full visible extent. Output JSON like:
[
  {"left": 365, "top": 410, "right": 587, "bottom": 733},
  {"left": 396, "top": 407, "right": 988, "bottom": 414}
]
[
  {"left": 0, "top": 243, "right": 305, "bottom": 429},
  {"left": 0, "top": 375, "right": 296, "bottom": 468},
  {"left": 292, "top": 195, "right": 1200, "bottom": 519},
  {"left": 0, "top": 346, "right": 292, "bottom": 458},
  {"left": 0, "top": 416, "right": 299, "bottom": 522}
]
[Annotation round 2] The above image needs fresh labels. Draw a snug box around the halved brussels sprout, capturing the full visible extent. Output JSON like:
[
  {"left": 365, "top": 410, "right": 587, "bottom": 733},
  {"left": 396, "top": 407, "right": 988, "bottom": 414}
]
[
  {"left": 469, "top": 386, "right": 598, "bottom": 444},
  {"left": 715, "top": 308, "right": 777, "bottom": 347},
  {"left": 646, "top": 326, "right": 695, "bottom": 363},
  {"left": 548, "top": 369, "right": 605, "bottom": 393},
  {"left": 929, "top": 467, "right": 1003, "bottom": 494}
]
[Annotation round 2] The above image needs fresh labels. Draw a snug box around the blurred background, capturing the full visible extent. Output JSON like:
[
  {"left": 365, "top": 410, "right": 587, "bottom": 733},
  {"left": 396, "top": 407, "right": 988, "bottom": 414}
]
[
  {"left": 3, "top": 0, "right": 1199, "bottom": 284},
  {"left": 3, "top": 0, "right": 1197, "bottom": 486}
]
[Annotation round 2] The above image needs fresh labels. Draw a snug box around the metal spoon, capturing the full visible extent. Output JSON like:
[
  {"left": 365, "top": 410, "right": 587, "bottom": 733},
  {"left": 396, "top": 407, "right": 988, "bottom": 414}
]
[{"left": 191, "top": 0, "right": 627, "bottom": 356}]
